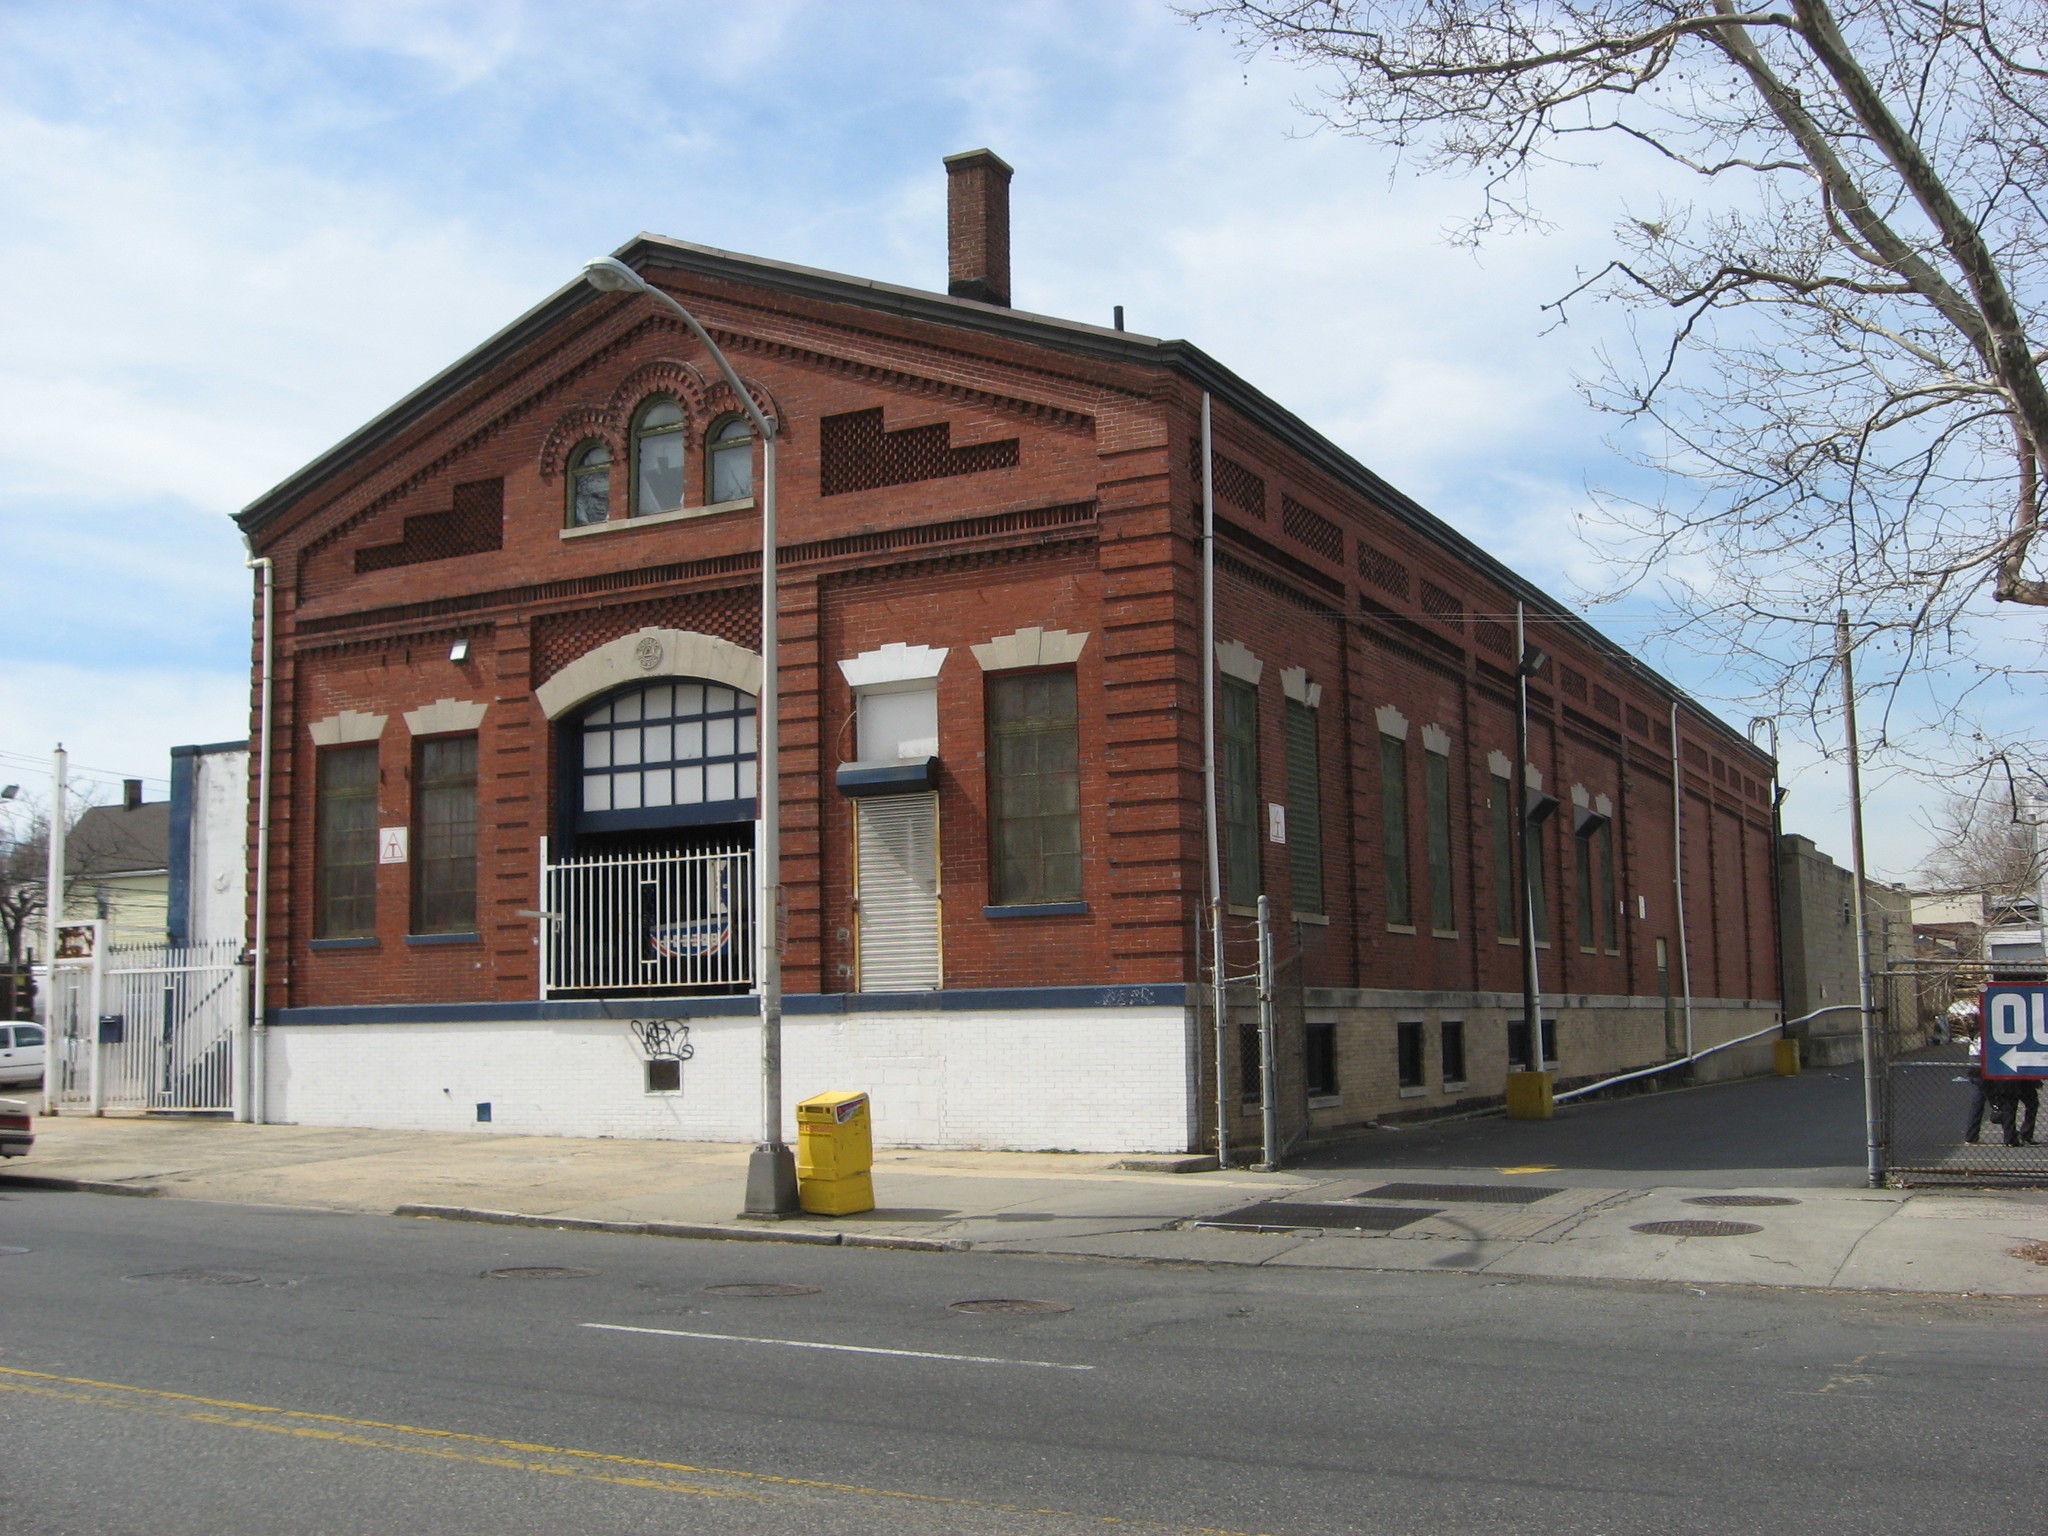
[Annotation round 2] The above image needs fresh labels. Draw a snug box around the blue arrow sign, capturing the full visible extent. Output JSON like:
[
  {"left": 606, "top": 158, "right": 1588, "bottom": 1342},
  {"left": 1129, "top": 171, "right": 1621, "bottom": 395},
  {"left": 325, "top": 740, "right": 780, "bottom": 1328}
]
[{"left": 1981, "top": 986, "right": 2048, "bottom": 1079}]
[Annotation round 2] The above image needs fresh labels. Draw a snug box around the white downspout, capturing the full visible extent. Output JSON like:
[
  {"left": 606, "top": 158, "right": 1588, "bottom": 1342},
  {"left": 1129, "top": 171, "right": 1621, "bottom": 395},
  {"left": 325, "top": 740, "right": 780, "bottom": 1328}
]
[
  {"left": 1670, "top": 702, "right": 1695, "bottom": 1059},
  {"left": 244, "top": 554, "right": 274, "bottom": 1124},
  {"left": 1201, "top": 392, "right": 1229, "bottom": 1168}
]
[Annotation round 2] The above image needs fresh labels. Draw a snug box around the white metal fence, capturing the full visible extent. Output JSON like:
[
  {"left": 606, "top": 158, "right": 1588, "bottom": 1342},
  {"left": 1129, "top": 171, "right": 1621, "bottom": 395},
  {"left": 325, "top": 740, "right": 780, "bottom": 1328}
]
[
  {"left": 42, "top": 937, "right": 246, "bottom": 1114},
  {"left": 541, "top": 842, "right": 753, "bottom": 996}
]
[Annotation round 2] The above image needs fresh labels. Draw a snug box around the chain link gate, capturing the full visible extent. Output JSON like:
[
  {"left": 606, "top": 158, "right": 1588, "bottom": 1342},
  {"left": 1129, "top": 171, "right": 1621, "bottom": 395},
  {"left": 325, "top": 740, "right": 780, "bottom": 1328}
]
[{"left": 1879, "top": 958, "right": 2048, "bottom": 1185}]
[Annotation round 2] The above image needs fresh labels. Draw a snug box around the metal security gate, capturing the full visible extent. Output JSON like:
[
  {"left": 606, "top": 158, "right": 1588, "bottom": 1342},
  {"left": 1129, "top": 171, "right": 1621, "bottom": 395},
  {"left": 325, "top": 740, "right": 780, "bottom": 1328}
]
[
  {"left": 41, "top": 932, "right": 246, "bottom": 1115},
  {"left": 854, "top": 794, "right": 941, "bottom": 992},
  {"left": 541, "top": 843, "right": 753, "bottom": 997}
]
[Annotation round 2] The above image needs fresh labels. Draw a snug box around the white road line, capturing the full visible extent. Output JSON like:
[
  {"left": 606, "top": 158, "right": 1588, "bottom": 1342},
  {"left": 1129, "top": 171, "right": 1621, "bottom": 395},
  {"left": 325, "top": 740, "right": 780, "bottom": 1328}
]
[{"left": 579, "top": 1322, "right": 1095, "bottom": 1370}]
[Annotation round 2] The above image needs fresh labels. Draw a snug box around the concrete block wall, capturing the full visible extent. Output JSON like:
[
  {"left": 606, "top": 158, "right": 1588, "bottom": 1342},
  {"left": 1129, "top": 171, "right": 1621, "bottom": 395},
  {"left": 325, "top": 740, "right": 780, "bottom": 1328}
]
[{"left": 264, "top": 1004, "right": 1196, "bottom": 1152}]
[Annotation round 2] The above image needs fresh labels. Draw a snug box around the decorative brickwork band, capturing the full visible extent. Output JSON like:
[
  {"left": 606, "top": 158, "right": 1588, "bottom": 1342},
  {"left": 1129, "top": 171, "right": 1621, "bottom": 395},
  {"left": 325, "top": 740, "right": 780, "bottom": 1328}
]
[
  {"left": 355, "top": 478, "right": 504, "bottom": 573},
  {"left": 535, "top": 627, "right": 762, "bottom": 719},
  {"left": 971, "top": 627, "right": 1089, "bottom": 671},
  {"left": 308, "top": 710, "right": 387, "bottom": 746},
  {"left": 818, "top": 407, "right": 1020, "bottom": 496},
  {"left": 403, "top": 698, "right": 490, "bottom": 736}
]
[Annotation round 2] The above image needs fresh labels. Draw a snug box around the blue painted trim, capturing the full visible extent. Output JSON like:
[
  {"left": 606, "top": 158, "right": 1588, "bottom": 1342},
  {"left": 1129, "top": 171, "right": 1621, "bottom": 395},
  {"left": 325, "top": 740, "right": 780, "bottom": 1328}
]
[
  {"left": 267, "top": 983, "right": 1187, "bottom": 1027},
  {"left": 166, "top": 751, "right": 195, "bottom": 948},
  {"left": 836, "top": 759, "right": 938, "bottom": 797},
  {"left": 406, "top": 932, "right": 481, "bottom": 946},
  {"left": 983, "top": 902, "right": 1089, "bottom": 918},
  {"left": 577, "top": 799, "right": 756, "bottom": 833},
  {"left": 309, "top": 937, "right": 378, "bottom": 951}
]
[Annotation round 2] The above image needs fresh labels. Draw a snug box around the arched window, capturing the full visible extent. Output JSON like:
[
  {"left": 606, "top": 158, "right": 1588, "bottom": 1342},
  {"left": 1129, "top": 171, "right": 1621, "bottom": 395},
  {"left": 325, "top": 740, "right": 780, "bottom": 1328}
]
[
  {"left": 575, "top": 681, "right": 758, "bottom": 830},
  {"left": 633, "top": 397, "right": 686, "bottom": 515},
  {"left": 567, "top": 441, "right": 612, "bottom": 527},
  {"left": 707, "top": 414, "right": 755, "bottom": 503}
]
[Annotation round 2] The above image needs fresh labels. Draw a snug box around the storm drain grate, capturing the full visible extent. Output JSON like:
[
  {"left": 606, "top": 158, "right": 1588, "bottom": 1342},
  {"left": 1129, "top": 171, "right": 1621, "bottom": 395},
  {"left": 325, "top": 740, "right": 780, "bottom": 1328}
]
[
  {"left": 949, "top": 1299, "right": 1073, "bottom": 1315},
  {"left": 125, "top": 1270, "right": 261, "bottom": 1286},
  {"left": 707, "top": 1283, "right": 820, "bottom": 1297},
  {"left": 1684, "top": 1195, "right": 1802, "bottom": 1208},
  {"left": 1199, "top": 1202, "right": 1441, "bottom": 1233},
  {"left": 1357, "top": 1182, "right": 1563, "bottom": 1206},
  {"left": 483, "top": 1266, "right": 598, "bottom": 1279},
  {"left": 1631, "top": 1220, "right": 1763, "bottom": 1237}
]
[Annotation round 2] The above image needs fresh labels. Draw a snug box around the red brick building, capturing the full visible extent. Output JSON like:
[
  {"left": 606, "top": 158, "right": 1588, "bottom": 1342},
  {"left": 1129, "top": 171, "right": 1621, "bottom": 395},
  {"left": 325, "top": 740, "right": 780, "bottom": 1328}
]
[{"left": 236, "top": 151, "right": 1781, "bottom": 1152}]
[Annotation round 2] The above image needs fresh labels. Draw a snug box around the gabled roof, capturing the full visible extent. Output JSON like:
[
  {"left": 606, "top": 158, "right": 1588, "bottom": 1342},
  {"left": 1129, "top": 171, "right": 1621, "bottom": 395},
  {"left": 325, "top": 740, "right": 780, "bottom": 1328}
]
[
  {"left": 232, "top": 232, "right": 1761, "bottom": 756},
  {"left": 67, "top": 803, "right": 171, "bottom": 878}
]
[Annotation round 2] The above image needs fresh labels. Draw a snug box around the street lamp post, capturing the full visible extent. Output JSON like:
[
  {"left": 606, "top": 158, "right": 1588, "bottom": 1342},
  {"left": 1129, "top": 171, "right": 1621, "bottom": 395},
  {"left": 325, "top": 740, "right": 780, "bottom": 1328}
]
[
  {"left": 581, "top": 257, "right": 798, "bottom": 1217},
  {"left": 1507, "top": 602, "right": 1555, "bottom": 1118}
]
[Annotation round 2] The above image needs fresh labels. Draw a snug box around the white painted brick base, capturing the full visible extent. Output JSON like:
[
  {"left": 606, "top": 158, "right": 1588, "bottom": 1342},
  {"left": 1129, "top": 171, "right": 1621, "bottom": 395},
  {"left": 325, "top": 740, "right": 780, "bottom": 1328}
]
[{"left": 263, "top": 1007, "right": 1197, "bottom": 1153}]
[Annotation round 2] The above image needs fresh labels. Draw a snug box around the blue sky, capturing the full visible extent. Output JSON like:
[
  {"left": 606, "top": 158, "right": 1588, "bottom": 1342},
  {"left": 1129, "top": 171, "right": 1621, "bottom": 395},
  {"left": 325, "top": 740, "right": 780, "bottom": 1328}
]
[{"left": 0, "top": 0, "right": 1964, "bottom": 874}]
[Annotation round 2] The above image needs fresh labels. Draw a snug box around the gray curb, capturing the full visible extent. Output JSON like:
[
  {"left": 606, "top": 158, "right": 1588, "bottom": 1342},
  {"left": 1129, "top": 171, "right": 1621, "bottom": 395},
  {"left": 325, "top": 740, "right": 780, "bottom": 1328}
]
[
  {"left": 0, "top": 1173, "right": 162, "bottom": 1198},
  {"left": 393, "top": 1203, "right": 969, "bottom": 1250}
]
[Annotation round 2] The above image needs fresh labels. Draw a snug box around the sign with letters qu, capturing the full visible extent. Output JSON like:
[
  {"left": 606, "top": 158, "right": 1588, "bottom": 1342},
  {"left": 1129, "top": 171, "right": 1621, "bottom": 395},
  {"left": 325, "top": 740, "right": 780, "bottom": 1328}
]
[{"left": 1981, "top": 986, "right": 2048, "bottom": 1079}]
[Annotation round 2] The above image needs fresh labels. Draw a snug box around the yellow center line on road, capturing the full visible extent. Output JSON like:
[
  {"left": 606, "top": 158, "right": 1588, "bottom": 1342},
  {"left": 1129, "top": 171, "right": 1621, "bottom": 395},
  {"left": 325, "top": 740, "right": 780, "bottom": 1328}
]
[{"left": 0, "top": 1365, "right": 1277, "bottom": 1536}]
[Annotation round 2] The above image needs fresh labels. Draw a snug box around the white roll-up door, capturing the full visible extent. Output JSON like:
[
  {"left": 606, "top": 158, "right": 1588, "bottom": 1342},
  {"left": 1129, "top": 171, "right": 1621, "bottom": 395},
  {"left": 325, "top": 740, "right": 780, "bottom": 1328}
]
[{"left": 855, "top": 792, "right": 941, "bottom": 991}]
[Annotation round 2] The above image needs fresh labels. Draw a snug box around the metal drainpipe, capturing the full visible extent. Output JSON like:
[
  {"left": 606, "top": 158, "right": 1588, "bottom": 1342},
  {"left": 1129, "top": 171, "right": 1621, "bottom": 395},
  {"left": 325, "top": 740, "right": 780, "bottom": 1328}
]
[
  {"left": 243, "top": 554, "right": 274, "bottom": 1124},
  {"left": 1201, "top": 393, "right": 1229, "bottom": 1169},
  {"left": 1670, "top": 702, "right": 1695, "bottom": 1060}
]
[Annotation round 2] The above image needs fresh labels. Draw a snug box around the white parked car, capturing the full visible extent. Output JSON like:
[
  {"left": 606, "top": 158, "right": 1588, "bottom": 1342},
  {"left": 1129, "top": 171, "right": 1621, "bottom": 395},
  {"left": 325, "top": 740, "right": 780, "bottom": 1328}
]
[
  {"left": 0, "top": 1096, "right": 29, "bottom": 1158},
  {"left": 0, "top": 1024, "right": 45, "bottom": 1087}
]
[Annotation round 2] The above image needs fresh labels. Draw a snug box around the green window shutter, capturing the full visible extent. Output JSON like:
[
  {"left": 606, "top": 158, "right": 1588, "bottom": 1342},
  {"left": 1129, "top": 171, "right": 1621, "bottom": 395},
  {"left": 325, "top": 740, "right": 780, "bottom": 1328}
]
[
  {"left": 1222, "top": 679, "right": 1261, "bottom": 906},
  {"left": 1284, "top": 699, "right": 1323, "bottom": 917},
  {"left": 1491, "top": 773, "right": 1515, "bottom": 940},
  {"left": 1425, "top": 749, "right": 1453, "bottom": 933},
  {"left": 1380, "top": 735, "right": 1409, "bottom": 926},
  {"left": 316, "top": 743, "right": 380, "bottom": 940},
  {"left": 987, "top": 671, "right": 1081, "bottom": 905}
]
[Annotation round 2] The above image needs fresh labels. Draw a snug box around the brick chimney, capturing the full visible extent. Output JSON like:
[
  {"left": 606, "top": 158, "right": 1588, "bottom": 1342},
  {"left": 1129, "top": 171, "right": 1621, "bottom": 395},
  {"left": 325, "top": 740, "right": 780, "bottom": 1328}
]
[
  {"left": 944, "top": 149, "right": 1012, "bottom": 307},
  {"left": 122, "top": 778, "right": 143, "bottom": 810}
]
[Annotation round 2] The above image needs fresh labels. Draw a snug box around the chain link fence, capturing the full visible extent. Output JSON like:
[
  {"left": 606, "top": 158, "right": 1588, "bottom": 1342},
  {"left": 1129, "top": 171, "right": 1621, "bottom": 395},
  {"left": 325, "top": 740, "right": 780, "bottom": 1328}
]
[{"left": 1881, "top": 961, "right": 2048, "bottom": 1185}]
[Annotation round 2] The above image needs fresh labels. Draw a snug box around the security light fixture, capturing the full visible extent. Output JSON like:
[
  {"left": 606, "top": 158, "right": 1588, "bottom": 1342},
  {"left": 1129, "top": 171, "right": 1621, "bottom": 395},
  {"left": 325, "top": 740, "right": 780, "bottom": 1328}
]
[
  {"left": 0, "top": 785, "right": 16, "bottom": 800},
  {"left": 1518, "top": 645, "right": 1550, "bottom": 679},
  {"left": 582, "top": 257, "right": 649, "bottom": 294},
  {"left": 449, "top": 639, "right": 470, "bottom": 663}
]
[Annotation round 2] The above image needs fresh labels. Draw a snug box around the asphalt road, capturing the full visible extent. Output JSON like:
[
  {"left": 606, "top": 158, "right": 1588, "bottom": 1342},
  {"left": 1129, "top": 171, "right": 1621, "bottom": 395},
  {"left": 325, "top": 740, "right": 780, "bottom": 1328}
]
[
  {"left": 1304, "top": 1066, "right": 1873, "bottom": 1186},
  {"left": 3, "top": 1189, "right": 2042, "bottom": 1535}
]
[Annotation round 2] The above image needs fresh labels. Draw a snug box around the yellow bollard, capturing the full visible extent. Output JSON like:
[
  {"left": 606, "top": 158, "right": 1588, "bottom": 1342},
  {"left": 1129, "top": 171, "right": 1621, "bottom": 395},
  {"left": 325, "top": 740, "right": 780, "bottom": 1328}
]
[
  {"left": 1773, "top": 1038, "right": 1801, "bottom": 1076},
  {"left": 1505, "top": 1070, "right": 1555, "bottom": 1119},
  {"left": 795, "top": 1090, "right": 875, "bottom": 1215}
]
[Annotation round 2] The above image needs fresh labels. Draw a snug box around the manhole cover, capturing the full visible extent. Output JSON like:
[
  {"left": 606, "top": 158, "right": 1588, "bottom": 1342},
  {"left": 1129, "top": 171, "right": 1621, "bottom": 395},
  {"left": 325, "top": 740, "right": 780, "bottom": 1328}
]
[
  {"left": 483, "top": 1266, "right": 599, "bottom": 1279},
  {"left": 125, "top": 1269, "right": 261, "bottom": 1285},
  {"left": 1631, "top": 1220, "right": 1763, "bottom": 1237},
  {"left": 1684, "top": 1195, "right": 1802, "bottom": 1208},
  {"left": 1359, "top": 1182, "right": 1563, "bottom": 1206},
  {"left": 1198, "top": 1202, "right": 1440, "bottom": 1233},
  {"left": 707, "top": 1283, "right": 821, "bottom": 1297},
  {"left": 949, "top": 1299, "right": 1073, "bottom": 1314}
]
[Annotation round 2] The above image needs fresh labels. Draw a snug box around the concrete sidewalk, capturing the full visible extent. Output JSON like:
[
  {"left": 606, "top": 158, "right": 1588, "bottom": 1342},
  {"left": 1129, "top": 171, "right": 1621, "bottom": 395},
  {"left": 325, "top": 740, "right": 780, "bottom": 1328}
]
[{"left": 8, "top": 1112, "right": 2048, "bottom": 1296}]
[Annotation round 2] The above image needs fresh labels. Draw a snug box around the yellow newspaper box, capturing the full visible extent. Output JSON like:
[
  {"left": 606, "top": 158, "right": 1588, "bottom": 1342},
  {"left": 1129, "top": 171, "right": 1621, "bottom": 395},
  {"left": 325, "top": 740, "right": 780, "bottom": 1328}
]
[{"left": 795, "top": 1090, "right": 874, "bottom": 1215}]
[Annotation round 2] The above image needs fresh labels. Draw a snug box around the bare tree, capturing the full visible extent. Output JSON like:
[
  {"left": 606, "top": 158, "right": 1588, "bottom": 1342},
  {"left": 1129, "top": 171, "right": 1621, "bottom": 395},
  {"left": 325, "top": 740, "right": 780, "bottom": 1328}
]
[
  {"left": 0, "top": 788, "right": 112, "bottom": 974},
  {"left": 1187, "top": 2, "right": 2048, "bottom": 758},
  {"left": 1916, "top": 780, "right": 2041, "bottom": 894}
]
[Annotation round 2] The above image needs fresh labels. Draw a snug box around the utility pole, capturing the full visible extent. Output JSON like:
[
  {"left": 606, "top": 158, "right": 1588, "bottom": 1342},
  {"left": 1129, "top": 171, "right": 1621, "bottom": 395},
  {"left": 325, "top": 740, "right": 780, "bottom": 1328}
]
[
  {"left": 41, "top": 745, "right": 66, "bottom": 1115},
  {"left": 1836, "top": 611, "right": 1883, "bottom": 1189}
]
